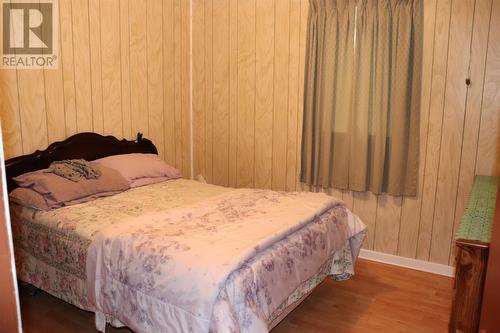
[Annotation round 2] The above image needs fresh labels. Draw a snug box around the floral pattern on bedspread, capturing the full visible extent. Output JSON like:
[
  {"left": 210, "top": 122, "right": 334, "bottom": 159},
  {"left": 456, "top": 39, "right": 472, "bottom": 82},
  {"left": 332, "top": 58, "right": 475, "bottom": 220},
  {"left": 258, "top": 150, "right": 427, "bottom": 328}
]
[
  {"left": 15, "top": 238, "right": 358, "bottom": 332},
  {"left": 15, "top": 250, "right": 92, "bottom": 309},
  {"left": 10, "top": 179, "right": 231, "bottom": 279},
  {"left": 12, "top": 217, "right": 90, "bottom": 279},
  {"left": 267, "top": 242, "right": 353, "bottom": 328},
  {"left": 209, "top": 241, "right": 360, "bottom": 333},
  {"left": 87, "top": 188, "right": 366, "bottom": 333},
  {"left": 10, "top": 179, "right": 366, "bottom": 333}
]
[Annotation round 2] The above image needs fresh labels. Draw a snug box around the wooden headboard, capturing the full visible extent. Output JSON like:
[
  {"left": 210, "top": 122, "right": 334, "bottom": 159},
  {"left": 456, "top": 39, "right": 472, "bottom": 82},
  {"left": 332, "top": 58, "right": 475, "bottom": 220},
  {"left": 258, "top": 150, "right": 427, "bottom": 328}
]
[{"left": 4, "top": 132, "right": 157, "bottom": 193}]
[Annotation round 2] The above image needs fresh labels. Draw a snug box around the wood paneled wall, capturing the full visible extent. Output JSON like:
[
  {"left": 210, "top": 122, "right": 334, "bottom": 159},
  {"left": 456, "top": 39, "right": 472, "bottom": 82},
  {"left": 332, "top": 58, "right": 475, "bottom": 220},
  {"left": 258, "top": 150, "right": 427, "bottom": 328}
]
[
  {"left": 0, "top": 0, "right": 499, "bottom": 266},
  {"left": 192, "top": 0, "right": 500, "bottom": 265},
  {"left": 0, "top": 0, "right": 191, "bottom": 177}
]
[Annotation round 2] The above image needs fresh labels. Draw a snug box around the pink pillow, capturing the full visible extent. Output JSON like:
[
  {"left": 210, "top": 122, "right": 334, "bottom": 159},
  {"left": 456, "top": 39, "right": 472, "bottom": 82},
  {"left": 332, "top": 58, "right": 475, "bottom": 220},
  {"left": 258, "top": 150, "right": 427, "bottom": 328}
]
[
  {"left": 9, "top": 187, "right": 124, "bottom": 211},
  {"left": 93, "top": 153, "right": 182, "bottom": 183},
  {"left": 9, "top": 188, "right": 51, "bottom": 210},
  {"left": 130, "top": 177, "right": 171, "bottom": 188},
  {"left": 13, "top": 163, "right": 130, "bottom": 206}
]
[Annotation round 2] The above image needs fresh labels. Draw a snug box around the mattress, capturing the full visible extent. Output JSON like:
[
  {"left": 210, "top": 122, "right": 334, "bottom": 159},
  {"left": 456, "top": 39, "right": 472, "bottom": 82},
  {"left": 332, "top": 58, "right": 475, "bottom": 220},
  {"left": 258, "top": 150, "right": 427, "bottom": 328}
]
[{"left": 10, "top": 179, "right": 366, "bottom": 332}]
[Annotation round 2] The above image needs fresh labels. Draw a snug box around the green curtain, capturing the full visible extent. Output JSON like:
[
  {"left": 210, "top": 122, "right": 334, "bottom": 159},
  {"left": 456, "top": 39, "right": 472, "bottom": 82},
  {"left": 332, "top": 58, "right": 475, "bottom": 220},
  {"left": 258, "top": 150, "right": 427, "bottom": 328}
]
[{"left": 301, "top": 0, "right": 422, "bottom": 196}]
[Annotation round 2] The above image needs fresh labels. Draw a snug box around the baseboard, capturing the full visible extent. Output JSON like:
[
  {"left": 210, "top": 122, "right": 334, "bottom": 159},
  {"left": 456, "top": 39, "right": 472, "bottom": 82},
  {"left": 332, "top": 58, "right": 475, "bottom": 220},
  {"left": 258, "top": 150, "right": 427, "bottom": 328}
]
[{"left": 358, "top": 249, "right": 455, "bottom": 277}]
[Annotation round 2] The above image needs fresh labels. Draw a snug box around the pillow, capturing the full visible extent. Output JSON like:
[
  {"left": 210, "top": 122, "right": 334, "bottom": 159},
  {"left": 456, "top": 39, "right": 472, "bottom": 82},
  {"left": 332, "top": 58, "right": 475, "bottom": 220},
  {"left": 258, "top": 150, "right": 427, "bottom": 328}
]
[
  {"left": 9, "top": 188, "right": 51, "bottom": 210},
  {"left": 93, "top": 153, "right": 182, "bottom": 183},
  {"left": 130, "top": 176, "right": 171, "bottom": 188},
  {"left": 13, "top": 163, "right": 130, "bottom": 207},
  {"left": 9, "top": 187, "right": 124, "bottom": 211}
]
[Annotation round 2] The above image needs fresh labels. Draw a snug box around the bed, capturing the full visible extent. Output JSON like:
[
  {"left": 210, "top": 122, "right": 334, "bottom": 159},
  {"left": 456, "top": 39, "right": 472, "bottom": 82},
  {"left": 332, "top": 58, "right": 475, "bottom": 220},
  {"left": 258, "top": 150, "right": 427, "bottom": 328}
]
[{"left": 6, "top": 133, "right": 366, "bottom": 333}]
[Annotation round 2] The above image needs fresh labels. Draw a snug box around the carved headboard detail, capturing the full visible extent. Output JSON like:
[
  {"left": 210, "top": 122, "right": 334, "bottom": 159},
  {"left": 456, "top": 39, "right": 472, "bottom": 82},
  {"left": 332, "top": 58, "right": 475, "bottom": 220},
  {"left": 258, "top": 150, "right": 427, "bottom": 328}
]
[{"left": 4, "top": 132, "right": 157, "bottom": 192}]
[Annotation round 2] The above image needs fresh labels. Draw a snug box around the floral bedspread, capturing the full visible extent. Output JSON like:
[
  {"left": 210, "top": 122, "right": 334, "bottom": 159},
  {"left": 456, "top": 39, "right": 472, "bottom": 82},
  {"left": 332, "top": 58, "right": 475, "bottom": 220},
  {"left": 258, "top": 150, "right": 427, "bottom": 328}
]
[
  {"left": 10, "top": 179, "right": 366, "bottom": 333},
  {"left": 11, "top": 179, "right": 231, "bottom": 308},
  {"left": 11, "top": 179, "right": 231, "bottom": 279},
  {"left": 86, "top": 188, "right": 366, "bottom": 333}
]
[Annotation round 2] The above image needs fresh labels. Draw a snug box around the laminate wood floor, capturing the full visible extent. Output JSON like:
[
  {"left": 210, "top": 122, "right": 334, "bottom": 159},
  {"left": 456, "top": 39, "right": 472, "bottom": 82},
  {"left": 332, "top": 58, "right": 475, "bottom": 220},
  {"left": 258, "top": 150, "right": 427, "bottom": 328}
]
[{"left": 19, "top": 259, "right": 453, "bottom": 333}]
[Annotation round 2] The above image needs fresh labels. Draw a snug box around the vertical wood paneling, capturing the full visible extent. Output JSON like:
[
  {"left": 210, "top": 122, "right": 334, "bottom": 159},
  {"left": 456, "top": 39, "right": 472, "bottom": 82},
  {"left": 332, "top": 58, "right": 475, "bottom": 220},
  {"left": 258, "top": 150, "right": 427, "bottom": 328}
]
[
  {"left": 44, "top": 1, "right": 66, "bottom": 144},
  {"left": 163, "top": 0, "right": 176, "bottom": 166},
  {"left": 120, "top": 0, "right": 132, "bottom": 139},
  {"left": 0, "top": 70, "right": 22, "bottom": 158},
  {"left": 129, "top": 0, "right": 149, "bottom": 137},
  {"left": 416, "top": 0, "right": 453, "bottom": 261},
  {"left": 204, "top": 0, "right": 214, "bottom": 182},
  {"left": 477, "top": 0, "right": 500, "bottom": 176},
  {"left": 72, "top": 0, "right": 93, "bottom": 133},
  {"left": 296, "top": 0, "right": 309, "bottom": 190},
  {"left": 449, "top": 0, "right": 493, "bottom": 264},
  {"left": 1, "top": 0, "right": 190, "bottom": 177},
  {"left": 173, "top": 0, "right": 183, "bottom": 171},
  {"left": 43, "top": 67, "right": 66, "bottom": 143},
  {"left": 271, "top": 0, "right": 290, "bottom": 190},
  {"left": 286, "top": 0, "right": 301, "bottom": 192},
  {"left": 44, "top": 77, "right": 66, "bottom": 144},
  {"left": 228, "top": 0, "right": 238, "bottom": 187},
  {"left": 17, "top": 69, "right": 48, "bottom": 153},
  {"left": 60, "top": 0, "right": 77, "bottom": 136},
  {"left": 0, "top": 6, "right": 21, "bottom": 160},
  {"left": 354, "top": 192, "right": 378, "bottom": 250},
  {"left": 342, "top": 191, "right": 354, "bottom": 211},
  {"left": 374, "top": 196, "right": 403, "bottom": 255},
  {"left": 236, "top": 0, "right": 256, "bottom": 188},
  {"left": 101, "top": 0, "right": 123, "bottom": 137},
  {"left": 89, "top": 0, "right": 103, "bottom": 134},
  {"left": 398, "top": 0, "right": 438, "bottom": 259},
  {"left": 212, "top": 0, "right": 230, "bottom": 186},
  {"left": 192, "top": 0, "right": 206, "bottom": 178},
  {"left": 191, "top": 0, "right": 500, "bottom": 265},
  {"left": 254, "top": 0, "right": 275, "bottom": 189},
  {"left": 180, "top": 0, "right": 191, "bottom": 178},
  {"left": 430, "top": 0, "right": 475, "bottom": 264},
  {"left": 147, "top": 0, "right": 165, "bottom": 158}
]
